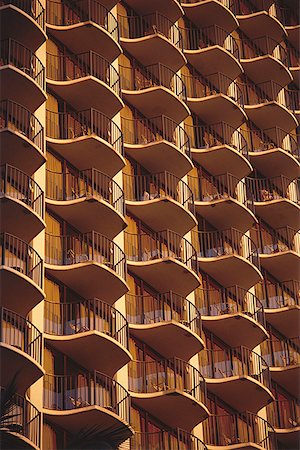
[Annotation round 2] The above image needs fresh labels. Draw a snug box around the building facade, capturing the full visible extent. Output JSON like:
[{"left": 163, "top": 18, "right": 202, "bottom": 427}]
[{"left": 0, "top": 0, "right": 299, "bottom": 449}]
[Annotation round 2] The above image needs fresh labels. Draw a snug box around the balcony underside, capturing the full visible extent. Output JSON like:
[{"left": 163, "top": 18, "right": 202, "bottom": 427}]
[
  {"left": 290, "top": 67, "right": 300, "bottom": 88},
  {"left": 249, "top": 149, "right": 300, "bottom": 180},
  {"left": 241, "top": 56, "right": 292, "bottom": 86},
  {"left": 45, "top": 263, "right": 128, "bottom": 304},
  {"left": 245, "top": 103, "right": 298, "bottom": 133},
  {"left": 124, "top": 0, "right": 183, "bottom": 22},
  {"left": 46, "top": 198, "right": 126, "bottom": 240},
  {"left": 129, "top": 321, "right": 204, "bottom": 360},
  {"left": 254, "top": 200, "right": 300, "bottom": 230},
  {"left": 124, "top": 141, "right": 193, "bottom": 179},
  {"left": 0, "top": 196, "right": 45, "bottom": 242},
  {"left": 182, "top": 0, "right": 238, "bottom": 32},
  {"left": 265, "top": 306, "right": 300, "bottom": 339},
  {"left": 127, "top": 259, "right": 200, "bottom": 297},
  {"left": 126, "top": 198, "right": 197, "bottom": 236},
  {"left": 275, "top": 426, "right": 300, "bottom": 449},
  {"left": 44, "top": 332, "right": 131, "bottom": 377},
  {"left": 237, "top": 12, "right": 287, "bottom": 42},
  {"left": 259, "top": 252, "right": 300, "bottom": 282},
  {"left": 2, "top": 432, "right": 39, "bottom": 450},
  {"left": 286, "top": 25, "right": 300, "bottom": 50},
  {"left": 47, "top": 137, "right": 125, "bottom": 178},
  {"left": 270, "top": 366, "right": 300, "bottom": 398}
]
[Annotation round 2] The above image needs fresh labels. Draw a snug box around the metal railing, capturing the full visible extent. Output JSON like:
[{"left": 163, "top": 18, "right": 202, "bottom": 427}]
[
  {"left": 239, "top": 35, "right": 288, "bottom": 65},
  {"left": 262, "top": 337, "right": 300, "bottom": 368},
  {"left": 121, "top": 115, "right": 190, "bottom": 158},
  {"left": 268, "top": 399, "right": 300, "bottom": 430},
  {"left": 46, "top": 109, "right": 123, "bottom": 156},
  {"left": 0, "top": 0, "right": 45, "bottom": 30},
  {"left": 118, "top": 11, "right": 183, "bottom": 52},
  {"left": 131, "top": 429, "right": 208, "bottom": 450},
  {"left": 0, "top": 233, "right": 43, "bottom": 288},
  {"left": 46, "top": 51, "right": 120, "bottom": 95},
  {"left": 203, "top": 411, "right": 276, "bottom": 449},
  {"left": 128, "top": 357, "right": 207, "bottom": 405},
  {"left": 45, "top": 231, "right": 126, "bottom": 281},
  {"left": 287, "top": 88, "right": 299, "bottom": 113},
  {"left": 246, "top": 175, "right": 298, "bottom": 203},
  {"left": 0, "top": 388, "right": 41, "bottom": 448},
  {"left": 125, "top": 291, "right": 203, "bottom": 338},
  {"left": 287, "top": 43, "right": 300, "bottom": 68},
  {"left": 125, "top": 229, "right": 198, "bottom": 274},
  {"left": 184, "top": 121, "right": 249, "bottom": 160},
  {"left": 44, "top": 371, "right": 130, "bottom": 425},
  {"left": 0, "top": 307, "right": 42, "bottom": 365},
  {"left": 123, "top": 172, "right": 194, "bottom": 214},
  {"left": 44, "top": 298, "right": 128, "bottom": 349},
  {"left": 0, "top": 100, "right": 44, "bottom": 153},
  {"left": 46, "top": 168, "right": 124, "bottom": 216},
  {"left": 199, "top": 346, "right": 271, "bottom": 390},
  {"left": 239, "top": 79, "right": 291, "bottom": 108},
  {"left": 195, "top": 285, "right": 266, "bottom": 329},
  {"left": 253, "top": 226, "right": 299, "bottom": 255},
  {"left": 1, "top": 164, "right": 44, "bottom": 219},
  {"left": 119, "top": 61, "right": 187, "bottom": 102},
  {"left": 246, "top": 126, "right": 299, "bottom": 160},
  {"left": 259, "top": 279, "right": 300, "bottom": 309},
  {"left": 46, "top": 0, "right": 119, "bottom": 43},
  {"left": 0, "top": 38, "right": 45, "bottom": 90}
]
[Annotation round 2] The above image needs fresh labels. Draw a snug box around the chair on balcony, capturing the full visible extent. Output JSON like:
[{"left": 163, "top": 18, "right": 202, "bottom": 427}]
[{"left": 69, "top": 396, "right": 90, "bottom": 408}]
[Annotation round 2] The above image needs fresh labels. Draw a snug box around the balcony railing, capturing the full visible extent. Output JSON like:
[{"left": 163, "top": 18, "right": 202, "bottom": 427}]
[
  {"left": 46, "top": 0, "right": 119, "bottom": 43},
  {"left": 1, "top": 164, "right": 44, "bottom": 219},
  {"left": 246, "top": 126, "right": 299, "bottom": 160},
  {"left": 118, "top": 11, "right": 183, "bottom": 52},
  {"left": 0, "top": 233, "right": 43, "bottom": 288},
  {"left": 0, "top": 388, "right": 41, "bottom": 448},
  {"left": 44, "top": 298, "right": 128, "bottom": 349},
  {"left": 44, "top": 371, "right": 130, "bottom": 424},
  {"left": 287, "top": 43, "right": 300, "bottom": 68},
  {"left": 199, "top": 346, "right": 271, "bottom": 390},
  {"left": 0, "top": 100, "right": 44, "bottom": 153},
  {"left": 203, "top": 412, "right": 276, "bottom": 449},
  {"left": 46, "top": 168, "right": 125, "bottom": 216},
  {"left": 262, "top": 337, "right": 300, "bottom": 368},
  {"left": 131, "top": 429, "right": 208, "bottom": 450},
  {"left": 260, "top": 279, "right": 300, "bottom": 309},
  {"left": 184, "top": 121, "right": 249, "bottom": 160},
  {"left": 239, "top": 35, "right": 288, "bottom": 65},
  {"left": 287, "top": 88, "right": 299, "bottom": 113},
  {"left": 240, "top": 79, "right": 291, "bottom": 108},
  {"left": 121, "top": 115, "right": 191, "bottom": 158},
  {"left": 46, "top": 109, "right": 123, "bottom": 156},
  {"left": 123, "top": 172, "right": 194, "bottom": 214},
  {"left": 0, "top": 307, "right": 42, "bottom": 365},
  {"left": 0, "top": 0, "right": 45, "bottom": 30},
  {"left": 181, "top": 24, "right": 240, "bottom": 60},
  {"left": 0, "top": 38, "right": 45, "bottom": 90},
  {"left": 125, "top": 229, "right": 198, "bottom": 273},
  {"left": 128, "top": 357, "right": 207, "bottom": 404},
  {"left": 46, "top": 51, "right": 120, "bottom": 95},
  {"left": 253, "top": 226, "right": 299, "bottom": 255},
  {"left": 246, "top": 175, "right": 298, "bottom": 203},
  {"left": 119, "top": 62, "right": 187, "bottom": 102},
  {"left": 195, "top": 285, "right": 266, "bottom": 329},
  {"left": 268, "top": 399, "right": 300, "bottom": 430},
  {"left": 45, "top": 231, "right": 126, "bottom": 280},
  {"left": 125, "top": 291, "right": 202, "bottom": 338}
]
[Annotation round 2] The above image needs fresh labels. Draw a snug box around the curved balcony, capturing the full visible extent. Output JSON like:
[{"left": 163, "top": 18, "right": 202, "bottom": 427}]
[
  {"left": 262, "top": 337, "right": 300, "bottom": 397},
  {"left": 203, "top": 411, "right": 276, "bottom": 449},
  {"left": 247, "top": 127, "right": 300, "bottom": 180},
  {"left": 188, "top": 173, "right": 257, "bottom": 232},
  {"left": 126, "top": 291, "right": 204, "bottom": 360},
  {"left": 181, "top": 0, "right": 238, "bottom": 33},
  {"left": 44, "top": 298, "right": 131, "bottom": 376},
  {"left": 128, "top": 358, "right": 209, "bottom": 430},
  {"left": 0, "top": 100, "right": 45, "bottom": 176},
  {"left": 118, "top": 12, "right": 186, "bottom": 72},
  {"left": 247, "top": 176, "right": 300, "bottom": 229},
  {"left": 131, "top": 428, "right": 207, "bottom": 450},
  {"left": 195, "top": 286, "right": 268, "bottom": 349},
  {"left": 122, "top": 115, "right": 193, "bottom": 178},
  {"left": 261, "top": 280, "right": 300, "bottom": 339},
  {"left": 123, "top": 0, "right": 183, "bottom": 23},
  {"left": 125, "top": 229, "right": 200, "bottom": 297},
  {"left": 46, "top": 51, "right": 123, "bottom": 117},
  {"left": 46, "top": 0, "right": 121, "bottom": 62},
  {"left": 120, "top": 62, "right": 190, "bottom": 123},
  {"left": 46, "top": 109, "right": 124, "bottom": 178},
  {"left": 0, "top": 0, "right": 46, "bottom": 51},
  {"left": 185, "top": 122, "right": 252, "bottom": 179},
  {"left": 255, "top": 227, "right": 300, "bottom": 282},
  {"left": 199, "top": 346, "right": 274, "bottom": 413},
  {"left": 184, "top": 72, "right": 247, "bottom": 128},
  {"left": 0, "top": 164, "right": 45, "bottom": 241},
  {"left": 193, "top": 228, "right": 262, "bottom": 291},
  {"left": 123, "top": 172, "right": 196, "bottom": 236},
  {"left": 0, "top": 233, "right": 44, "bottom": 316},
  {"left": 182, "top": 24, "right": 242, "bottom": 80},
  {"left": 46, "top": 168, "right": 126, "bottom": 240},
  {"left": 45, "top": 231, "right": 128, "bottom": 303},
  {"left": 43, "top": 371, "right": 132, "bottom": 442},
  {"left": 0, "top": 388, "right": 41, "bottom": 450},
  {"left": 268, "top": 399, "right": 300, "bottom": 449},
  {"left": 0, "top": 39, "right": 46, "bottom": 111}
]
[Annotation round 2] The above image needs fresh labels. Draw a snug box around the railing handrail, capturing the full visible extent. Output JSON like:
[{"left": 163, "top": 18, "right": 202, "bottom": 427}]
[
  {"left": 246, "top": 175, "right": 298, "bottom": 203},
  {"left": 253, "top": 226, "right": 299, "bottom": 255},
  {"left": 239, "top": 34, "right": 288, "bottom": 64},
  {"left": 260, "top": 279, "right": 300, "bottom": 309},
  {"left": 262, "top": 337, "right": 300, "bottom": 368},
  {"left": 1, "top": 0, "right": 45, "bottom": 29},
  {"left": 268, "top": 398, "right": 300, "bottom": 430},
  {"left": 131, "top": 429, "right": 208, "bottom": 450},
  {"left": 245, "top": 126, "right": 299, "bottom": 159},
  {"left": 238, "top": 78, "right": 291, "bottom": 108}
]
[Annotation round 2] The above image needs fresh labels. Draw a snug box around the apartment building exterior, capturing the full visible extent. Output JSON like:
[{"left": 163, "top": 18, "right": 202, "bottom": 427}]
[{"left": 0, "top": 0, "right": 299, "bottom": 449}]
